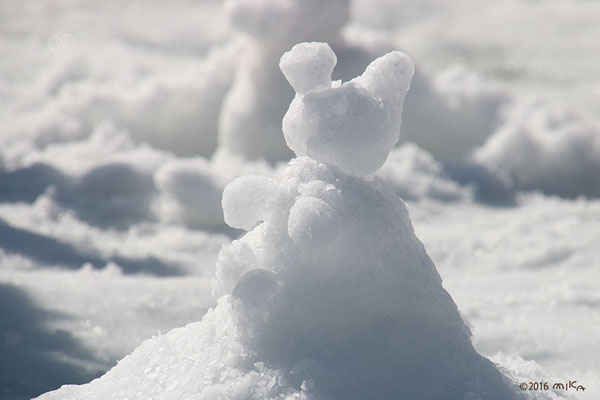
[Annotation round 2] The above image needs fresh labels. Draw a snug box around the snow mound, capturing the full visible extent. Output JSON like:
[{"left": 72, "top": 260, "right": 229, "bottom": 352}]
[
  {"left": 473, "top": 99, "right": 600, "bottom": 198},
  {"left": 2, "top": 44, "right": 236, "bottom": 163},
  {"left": 281, "top": 42, "right": 414, "bottom": 176},
  {"left": 38, "top": 43, "right": 527, "bottom": 400},
  {"left": 2, "top": 124, "right": 172, "bottom": 228},
  {"left": 401, "top": 66, "right": 511, "bottom": 166},
  {"left": 39, "top": 157, "right": 522, "bottom": 400},
  {"left": 154, "top": 158, "right": 225, "bottom": 229},
  {"left": 378, "top": 143, "right": 470, "bottom": 202},
  {"left": 214, "top": 152, "right": 521, "bottom": 399}
]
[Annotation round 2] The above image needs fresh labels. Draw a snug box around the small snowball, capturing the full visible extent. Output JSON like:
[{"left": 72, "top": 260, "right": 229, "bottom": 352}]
[
  {"left": 287, "top": 196, "right": 339, "bottom": 250},
  {"left": 221, "top": 175, "right": 280, "bottom": 230},
  {"left": 299, "top": 180, "right": 343, "bottom": 208},
  {"left": 279, "top": 43, "right": 337, "bottom": 95}
]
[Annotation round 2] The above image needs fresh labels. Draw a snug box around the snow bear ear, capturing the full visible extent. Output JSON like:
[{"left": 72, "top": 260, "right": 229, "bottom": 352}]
[
  {"left": 354, "top": 50, "right": 414, "bottom": 105},
  {"left": 222, "top": 175, "right": 281, "bottom": 230},
  {"left": 279, "top": 42, "right": 337, "bottom": 95}
]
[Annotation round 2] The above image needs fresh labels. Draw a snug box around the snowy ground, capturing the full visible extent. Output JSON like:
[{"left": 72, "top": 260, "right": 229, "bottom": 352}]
[
  {"left": 1, "top": 0, "right": 599, "bottom": 399},
  {"left": 411, "top": 196, "right": 600, "bottom": 393}
]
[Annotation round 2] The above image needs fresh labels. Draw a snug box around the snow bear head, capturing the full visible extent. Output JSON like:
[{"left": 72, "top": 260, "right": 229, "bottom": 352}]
[{"left": 280, "top": 42, "right": 415, "bottom": 177}]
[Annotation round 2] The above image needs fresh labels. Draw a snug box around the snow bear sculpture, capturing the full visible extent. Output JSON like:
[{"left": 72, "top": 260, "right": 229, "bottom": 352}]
[{"left": 37, "top": 43, "right": 527, "bottom": 400}]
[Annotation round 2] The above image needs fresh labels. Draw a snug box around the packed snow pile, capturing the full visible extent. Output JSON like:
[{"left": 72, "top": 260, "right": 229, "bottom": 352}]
[
  {"left": 38, "top": 43, "right": 526, "bottom": 400},
  {"left": 154, "top": 157, "right": 225, "bottom": 230},
  {"left": 1, "top": 123, "right": 172, "bottom": 229},
  {"left": 401, "top": 66, "right": 511, "bottom": 167},
  {"left": 2, "top": 44, "right": 237, "bottom": 162},
  {"left": 473, "top": 99, "right": 600, "bottom": 198},
  {"left": 377, "top": 143, "right": 469, "bottom": 202}
]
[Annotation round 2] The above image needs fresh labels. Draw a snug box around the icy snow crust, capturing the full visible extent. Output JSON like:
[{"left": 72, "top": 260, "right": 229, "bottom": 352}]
[{"left": 39, "top": 43, "right": 523, "bottom": 400}]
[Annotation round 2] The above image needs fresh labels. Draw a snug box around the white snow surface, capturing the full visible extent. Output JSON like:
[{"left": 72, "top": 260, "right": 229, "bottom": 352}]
[{"left": 1, "top": 0, "right": 599, "bottom": 399}]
